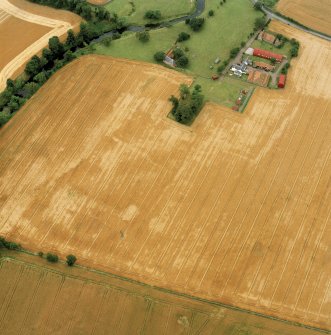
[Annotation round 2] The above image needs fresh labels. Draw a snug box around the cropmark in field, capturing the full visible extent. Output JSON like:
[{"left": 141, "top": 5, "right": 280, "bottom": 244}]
[
  {"left": 1, "top": 251, "right": 324, "bottom": 335},
  {"left": 0, "top": 21, "right": 330, "bottom": 332}
]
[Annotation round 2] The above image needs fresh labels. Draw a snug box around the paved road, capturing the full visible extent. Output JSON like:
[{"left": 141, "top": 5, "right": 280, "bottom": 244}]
[{"left": 252, "top": 1, "right": 331, "bottom": 42}]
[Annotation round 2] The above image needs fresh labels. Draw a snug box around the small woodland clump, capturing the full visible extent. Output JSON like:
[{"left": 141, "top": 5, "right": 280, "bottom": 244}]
[{"left": 169, "top": 84, "right": 204, "bottom": 125}]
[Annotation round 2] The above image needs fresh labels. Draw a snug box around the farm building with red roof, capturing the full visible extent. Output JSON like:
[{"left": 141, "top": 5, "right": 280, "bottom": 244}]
[
  {"left": 278, "top": 74, "right": 286, "bottom": 88},
  {"left": 253, "top": 48, "right": 283, "bottom": 62}
]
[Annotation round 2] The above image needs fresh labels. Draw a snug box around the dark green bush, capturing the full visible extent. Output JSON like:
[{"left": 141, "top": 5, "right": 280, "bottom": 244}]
[
  {"left": 0, "top": 237, "right": 21, "bottom": 250},
  {"left": 154, "top": 51, "right": 165, "bottom": 62},
  {"left": 136, "top": 30, "right": 150, "bottom": 42},
  {"left": 230, "top": 47, "right": 240, "bottom": 58},
  {"left": 177, "top": 32, "right": 190, "bottom": 42},
  {"left": 66, "top": 254, "right": 77, "bottom": 266},
  {"left": 188, "top": 18, "right": 205, "bottom": 31},
  {"left": 46, "top": 253, "right": 59, "bottom": 263},
  {"left": 176, "top": 56, "right": 189, "bottom": 67},
  {"left": 144, "top": 10, "right": 161, "bottom": 20}
]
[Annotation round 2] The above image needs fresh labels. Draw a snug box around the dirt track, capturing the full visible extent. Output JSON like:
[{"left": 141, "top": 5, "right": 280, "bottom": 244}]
[
  {"left": 0, "top": 16, "right": 50, "bottom": 70},
  {"left": 87, "top": 0, "right": 109, "bottom": 5},
  {"left": 277, "top": 0, "right": 331, "bottom": 36},
  {"left": 2, "top": 253, "right": 321, "bottom": 335},
  {"left": 0, "top": 21, "right": 330, "bottom": 330},
  {"left": 0, "top": 0, "right": 81, "bottom": 90}
]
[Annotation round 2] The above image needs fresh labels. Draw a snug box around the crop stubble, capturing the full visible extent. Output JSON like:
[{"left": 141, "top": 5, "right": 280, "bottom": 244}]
[
  {"left": 0, "top": 21, "right": 330, "bottom": 330},
  {"left": 277, "top": 0, "right": 331, "bottom": 36},
  {"left": 0, "top": 0, "right": 81, "bottom": 89},
  {"left": 0, "top": 254, "right": 324, "bottom": 334},
  {"left": 0, "top": 15, "right": 51, "bottom": 69}
]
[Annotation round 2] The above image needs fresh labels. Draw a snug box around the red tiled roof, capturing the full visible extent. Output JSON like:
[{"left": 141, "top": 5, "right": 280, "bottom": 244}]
[
  {"left": 278, "top": 74, "right": 286, "bottom": 88},
  {"left": 253, "top": 48, "right": 283, "bottom": 62}
]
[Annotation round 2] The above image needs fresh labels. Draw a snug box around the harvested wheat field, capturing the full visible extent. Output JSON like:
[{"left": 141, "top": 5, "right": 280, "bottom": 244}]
[
  {"left": 0, "top": 20, "right": 330, "bottom": 331},
  {"left": 0, "top": 0, "right": 81, "bottom": 90},
  {"left": 0, "top": 16, "right": 50, "bottom": 69},
  {"left": 277, "top": 0, "right": 331, "bottom": 36},
  {"left": 8, "top": 0, "right": 82, "bottom": 27},
  {"left": 1, "top": 252, "right": 322, "bottom": 335}
]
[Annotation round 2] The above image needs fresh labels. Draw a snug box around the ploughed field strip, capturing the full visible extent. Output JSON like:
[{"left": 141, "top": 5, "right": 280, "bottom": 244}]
[
  {"left": 0, "top": 22, "right": 330, "bottom": 330},
  {"left": 1, "top": 254, "right": 323, "bottom": 335}
]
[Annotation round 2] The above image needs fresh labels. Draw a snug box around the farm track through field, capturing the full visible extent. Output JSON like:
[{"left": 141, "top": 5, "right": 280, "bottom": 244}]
[
  {"left": 0, "top": 255, "right": 327, "bottom": 334},
  {"left": 0, "top": 22, "right": 330, "bottom": 331},
  {"left": 0, "top": 8, "right": 9, "bottom": 22},
  {"left": 0, "top": 0, "right": 80, "bottom": 89}
]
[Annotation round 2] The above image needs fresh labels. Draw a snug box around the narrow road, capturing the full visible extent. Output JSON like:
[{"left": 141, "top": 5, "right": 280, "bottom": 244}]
[{"left": 252, "top": 1, "right": 331, "bottom": 42}]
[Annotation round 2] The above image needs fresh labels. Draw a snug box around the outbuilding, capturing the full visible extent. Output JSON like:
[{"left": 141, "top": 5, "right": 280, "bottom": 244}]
[
  {"left": 278, "top": 74, "right": 286, "bottom": 88},
  {"left": 253, "top": 48, "right": 283, "bottom": 62},
  {"left": 254, "top": 61, "right": 275, "bottom": 72},
  {"left": 164, "top": 55, "right": 176, "bottom": 67}
]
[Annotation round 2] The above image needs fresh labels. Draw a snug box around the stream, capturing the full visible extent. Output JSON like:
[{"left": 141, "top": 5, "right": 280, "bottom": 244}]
[{"left": 92, "top": 0, "right": 206, "bottom": 43}]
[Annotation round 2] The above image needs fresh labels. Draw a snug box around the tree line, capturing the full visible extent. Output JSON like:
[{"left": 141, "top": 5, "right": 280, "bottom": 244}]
[
  {"left": 27, "top": 0, "right": 129, "bottom": 35},
  {"left": 0, "top": 236, "right": 77, "bottom": 266},
  {"left": 39, "top": 251, "right": 77, "bottom": 266},
  {"left": 1, "top": 0, "right": 132, "bottom": 126},
  {"left": 0, "top": 0, "right": 127, "bottom": 127},
  {"left": 0, "top": 236, "right": 21, "bottom": 251},
  {"left": 0, "top": 18, "right": 121, "bottom": 127},
  {"left": 29, "top": 0, "right": 113, "bottom": 22}
]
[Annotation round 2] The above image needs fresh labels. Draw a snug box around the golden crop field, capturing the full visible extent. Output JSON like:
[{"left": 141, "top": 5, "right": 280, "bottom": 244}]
[
  {"left": 277, "top": 0, "right": 331, "bottom": 36},
  {"left": 0, "top": 252, "right": 324, "bottom": 335},
  {"left": 0, "top": 14, "right": 50, "bottom": 69},
  {"left": 0, "top": 0, "right": 81, "bottom": 90},
  {"left": 0, "top": 21, "right": 330, "bottom": 331}
]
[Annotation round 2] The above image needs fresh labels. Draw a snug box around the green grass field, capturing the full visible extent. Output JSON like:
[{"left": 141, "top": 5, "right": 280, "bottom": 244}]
[
  {"left": 96, "top": 24, "right": 184, "bottom": 63},
  {"left": 261, "top": 0, "right": 279, "bottom": 8},
  {"left": 95, "top": 0, "right": 263, "bottom": 107},
  {"left": 251, "top": 39, "right": 292, "bottom": 59},
  {"left": 104, "top": 0, "right": 194, "bottom": 25},
  {"left": 194, "top": 76, "right": 255, "bottom": 109},
  {"left": 176, "top": 0, "right": 263, "bottom": 78}
]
